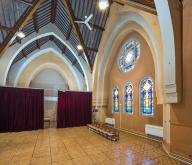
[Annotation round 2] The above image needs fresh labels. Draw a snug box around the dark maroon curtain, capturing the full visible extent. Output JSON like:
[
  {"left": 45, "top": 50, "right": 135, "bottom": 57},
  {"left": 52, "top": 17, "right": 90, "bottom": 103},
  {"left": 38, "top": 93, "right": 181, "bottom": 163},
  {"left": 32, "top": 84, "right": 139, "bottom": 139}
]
[
  {"left": 57, "top": 91, "right": 92, "bottom": 128},
  {"left": 57, "top": 91, "right": 66, "bottom": 128},
  {"left": 0, "top": 86, "right": 44, "bottom": 132}
]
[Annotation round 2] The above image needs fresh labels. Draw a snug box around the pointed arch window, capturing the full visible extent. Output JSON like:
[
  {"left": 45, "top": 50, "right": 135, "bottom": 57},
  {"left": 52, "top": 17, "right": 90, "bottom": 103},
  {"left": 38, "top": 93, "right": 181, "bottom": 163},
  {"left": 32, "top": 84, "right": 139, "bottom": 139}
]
[
  {"left": 139, "top": 77, "right": 153, "bottom": 116},
  {"left": 124, "top": 82, "right": 133, "bottom": 114},
  {"left": 112, "top": 87, "right": 119, "bottom": 113}
]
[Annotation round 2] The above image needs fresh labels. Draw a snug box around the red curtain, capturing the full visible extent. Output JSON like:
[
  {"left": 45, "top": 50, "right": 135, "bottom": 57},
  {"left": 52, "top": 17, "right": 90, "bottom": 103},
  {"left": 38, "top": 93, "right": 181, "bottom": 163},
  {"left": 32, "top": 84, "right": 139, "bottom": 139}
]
[
  {"left": 57, "top": 91, "right": 92, "bottom": 128},
  {"left": 0, "top": 87, "right": 44, "bottom": 132}
]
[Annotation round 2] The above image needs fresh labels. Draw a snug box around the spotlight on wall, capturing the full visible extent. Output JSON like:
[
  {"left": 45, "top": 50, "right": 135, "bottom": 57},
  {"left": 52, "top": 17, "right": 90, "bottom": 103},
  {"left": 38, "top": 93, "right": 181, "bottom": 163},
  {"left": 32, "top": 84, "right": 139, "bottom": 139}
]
[
  {"left": 77, "top": 45, "right": 83, "bottom": 50},
  {"left": 98, "top": 0, "right": 109, "bottom": 10},
  {"left": 17, "top": 31, "right": 25, "bottom": 39}
]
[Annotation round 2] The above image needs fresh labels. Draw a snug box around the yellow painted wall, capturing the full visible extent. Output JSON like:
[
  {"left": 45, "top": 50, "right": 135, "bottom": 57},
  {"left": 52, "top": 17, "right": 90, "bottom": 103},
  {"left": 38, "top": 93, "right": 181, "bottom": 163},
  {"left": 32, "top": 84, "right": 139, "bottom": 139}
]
[{"left": 107, "top": 32, "right": 163, "bottom": 135}]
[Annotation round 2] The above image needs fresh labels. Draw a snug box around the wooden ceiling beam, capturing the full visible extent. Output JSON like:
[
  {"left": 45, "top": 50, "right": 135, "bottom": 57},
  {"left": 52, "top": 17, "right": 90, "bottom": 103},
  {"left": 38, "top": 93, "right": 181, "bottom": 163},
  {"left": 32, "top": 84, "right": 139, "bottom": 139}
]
[
  {"left": 66, "top": 24, "right": 72, "bottom": 40},
  {"left": 36, "top": 40, "right": 40, "bottom": 49},
  {"left": 78, "top": 51, "right": 83, "bottom": 56},
  {"left": 86, "top": 47, "right": 98, "bottom": 52},
  {"left": 22, "top": 50, "right": 26, "bottom": 58},
  {"left": 0, "top": 25, "right": 13, "bottom": 31},
  {"left": 18, "top": 0, "right": 33, "bottom": 6},
  {"left": 132, "top": 0, "right": 155, "bottom": 9},
  {"left": 16, "top": 37, "right": 21, "bottom": 44},
  {"left": 51, "top": 0, "right": 58, "bottom": 23},
  {"left": 0, "top": 0, "right": 43, "bottom": 58},
  {"left": 113, "top": 0, "right": 157, "bottom": 15},
  {"left": 72, "top": 59, "right": 77, "bottom": 66},
  {"left": 62, "top": 46, "right": 66, "bottom": 54},
  {"left": 49, "top": 35, "right": 54, "bottom": 41},
  {"left": 33, "top": 12, "right": 38, "bottom": 33},
  {"left": 92, "top": 24, "right": 105, "bottom": 31},
  {"left": 63, "top": 0, "right": 92, "bottom": 70},
  {"left": 0, "top": 28, "right": 5, "bottom": 41}
]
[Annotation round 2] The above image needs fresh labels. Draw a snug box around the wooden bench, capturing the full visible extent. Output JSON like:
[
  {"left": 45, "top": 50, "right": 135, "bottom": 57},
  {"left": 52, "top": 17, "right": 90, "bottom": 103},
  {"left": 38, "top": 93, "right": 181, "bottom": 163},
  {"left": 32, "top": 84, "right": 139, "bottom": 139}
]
[{"left": 87, "top": 123, "right": 119, "bottom": 141}]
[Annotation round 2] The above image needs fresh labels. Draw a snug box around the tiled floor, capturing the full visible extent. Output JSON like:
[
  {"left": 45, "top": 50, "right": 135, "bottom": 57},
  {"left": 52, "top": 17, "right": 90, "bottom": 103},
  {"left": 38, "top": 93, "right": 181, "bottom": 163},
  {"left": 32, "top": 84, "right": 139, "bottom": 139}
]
[{"left": 0, "top": 127, "right": 185, "bottom": 165}]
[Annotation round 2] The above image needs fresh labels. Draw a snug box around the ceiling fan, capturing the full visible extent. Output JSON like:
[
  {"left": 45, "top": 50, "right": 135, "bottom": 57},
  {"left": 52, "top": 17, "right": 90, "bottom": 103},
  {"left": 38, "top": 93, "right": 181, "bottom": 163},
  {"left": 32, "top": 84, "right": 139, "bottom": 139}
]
[{"left": 75, "top": 14, "right": 93, "bottom": 31}]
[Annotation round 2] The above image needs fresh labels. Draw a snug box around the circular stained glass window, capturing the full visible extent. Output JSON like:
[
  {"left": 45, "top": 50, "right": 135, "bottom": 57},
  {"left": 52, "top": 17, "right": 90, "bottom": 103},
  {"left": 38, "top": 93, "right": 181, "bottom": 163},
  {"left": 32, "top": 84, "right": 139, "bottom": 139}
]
[{"left": 118, "top": 40, "right": 140, "bottom": 73}]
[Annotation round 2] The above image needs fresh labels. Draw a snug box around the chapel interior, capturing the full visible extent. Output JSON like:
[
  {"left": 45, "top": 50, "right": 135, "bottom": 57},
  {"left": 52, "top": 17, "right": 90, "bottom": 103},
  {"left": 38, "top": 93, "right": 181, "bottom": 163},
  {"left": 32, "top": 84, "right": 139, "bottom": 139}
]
[{"left": 0, "top": 0, "right": 191, "bottom": 165}]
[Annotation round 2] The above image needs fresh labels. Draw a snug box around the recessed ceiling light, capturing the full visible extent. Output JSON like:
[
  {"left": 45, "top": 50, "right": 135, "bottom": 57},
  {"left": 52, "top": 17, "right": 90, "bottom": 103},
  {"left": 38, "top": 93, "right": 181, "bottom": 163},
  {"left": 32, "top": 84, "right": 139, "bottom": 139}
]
[
  {"left": 77, "top": 45, "right": 83, "bottom": 50},
  {"left": 17, "top": 31, "right": 25, "bottom": 38},
  {"left": 98, "top": 0, "right": 109, "bottom": 10}
]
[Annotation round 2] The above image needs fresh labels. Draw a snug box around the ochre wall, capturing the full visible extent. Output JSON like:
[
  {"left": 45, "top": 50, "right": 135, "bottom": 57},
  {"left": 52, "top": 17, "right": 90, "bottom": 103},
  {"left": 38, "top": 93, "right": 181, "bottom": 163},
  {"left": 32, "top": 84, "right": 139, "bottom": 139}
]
[
  {"left": 107, "top": 32, "right": 163, "bottom": 135},
  {"left": 170, "top": 0, "right": 192, "bottom": 160}
]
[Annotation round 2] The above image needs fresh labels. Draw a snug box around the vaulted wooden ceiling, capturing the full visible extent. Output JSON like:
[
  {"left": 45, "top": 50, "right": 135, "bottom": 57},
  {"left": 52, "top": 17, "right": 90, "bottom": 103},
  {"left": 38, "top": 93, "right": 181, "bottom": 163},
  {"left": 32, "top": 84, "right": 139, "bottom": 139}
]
[{"left": 0, "top": 0, "right": 156, "bottom": 76}]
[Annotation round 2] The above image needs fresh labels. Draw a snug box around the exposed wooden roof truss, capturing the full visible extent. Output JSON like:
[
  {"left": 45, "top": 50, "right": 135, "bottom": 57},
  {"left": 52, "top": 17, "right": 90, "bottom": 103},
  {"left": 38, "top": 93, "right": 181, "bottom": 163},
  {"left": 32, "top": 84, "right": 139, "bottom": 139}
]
[{"left": 0, "top": 0, "right": 156, "bottom": 75}]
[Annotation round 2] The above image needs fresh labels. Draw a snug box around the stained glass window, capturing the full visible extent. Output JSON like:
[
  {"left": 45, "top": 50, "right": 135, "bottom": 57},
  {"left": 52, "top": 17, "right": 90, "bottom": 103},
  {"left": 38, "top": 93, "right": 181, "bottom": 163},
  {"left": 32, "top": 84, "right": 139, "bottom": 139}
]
[
  {"left": 112, "top": 87, "right": 119, "bottom": 113},
  {"left": 140, "top": 77, "right": 153, "bottom": 116},
  {"left": 124, "top": 82, "right": 133, "bottom": 114},
  {"left": 118, "top": 40, "right": 140, "bottom": 73}
]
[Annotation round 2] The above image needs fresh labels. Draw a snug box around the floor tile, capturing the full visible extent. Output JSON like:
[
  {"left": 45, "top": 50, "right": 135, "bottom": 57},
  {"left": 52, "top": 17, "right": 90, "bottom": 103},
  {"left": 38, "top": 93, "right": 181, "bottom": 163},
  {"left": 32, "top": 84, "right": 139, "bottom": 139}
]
[{"left": 0, "top": 127, "right": 187, "bottom": 165}]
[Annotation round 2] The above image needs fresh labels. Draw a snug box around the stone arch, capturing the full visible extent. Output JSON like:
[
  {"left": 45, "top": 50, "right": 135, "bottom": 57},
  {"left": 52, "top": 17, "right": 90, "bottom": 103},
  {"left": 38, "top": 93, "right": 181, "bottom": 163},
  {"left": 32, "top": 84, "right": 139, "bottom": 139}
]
[
  {"left": 93, "top": 9, "right": 164, "bottom": 108},
  {"left": 15, "top": 51, "right": 81, "bottom": 91},
  {"left": 8, "top": 44, "right": 84, "bottom": 91},
  {"left": 0, "top": 23, "right": 92, "bottom": 91}
]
